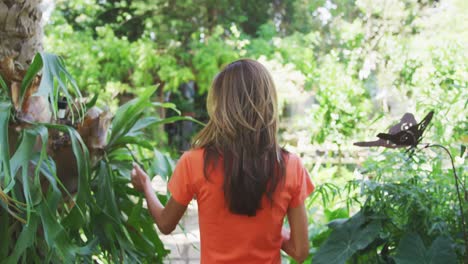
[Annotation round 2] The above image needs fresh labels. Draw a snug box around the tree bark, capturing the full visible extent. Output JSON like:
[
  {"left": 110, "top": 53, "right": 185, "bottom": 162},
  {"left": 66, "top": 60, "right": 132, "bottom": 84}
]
[{"left": 0, "top": 0, "right": 44, "bottom": 69}]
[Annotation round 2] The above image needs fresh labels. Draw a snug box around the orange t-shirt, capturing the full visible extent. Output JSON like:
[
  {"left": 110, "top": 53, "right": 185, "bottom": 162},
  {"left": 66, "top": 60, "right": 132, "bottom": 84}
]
[{"left": 168, "top": 148, "right": 314, "bottom": 264}]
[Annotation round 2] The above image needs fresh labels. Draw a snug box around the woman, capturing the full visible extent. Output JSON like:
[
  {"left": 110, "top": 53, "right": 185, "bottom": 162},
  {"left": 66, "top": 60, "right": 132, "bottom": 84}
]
[{"left": 131, "top": 59, "right": 314, "bottom": 263}]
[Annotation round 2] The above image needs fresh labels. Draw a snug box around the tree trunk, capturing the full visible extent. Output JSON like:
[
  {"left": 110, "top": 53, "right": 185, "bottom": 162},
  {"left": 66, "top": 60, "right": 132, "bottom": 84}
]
[
  {"left": 1, "top": 0, "right": 46, "bottom": 148},
  {"left": 0, "top": 0, "right": 80, "bottom": 195},
  {"left": 0, "top": 0, "right": 44, "bottom": 69}
]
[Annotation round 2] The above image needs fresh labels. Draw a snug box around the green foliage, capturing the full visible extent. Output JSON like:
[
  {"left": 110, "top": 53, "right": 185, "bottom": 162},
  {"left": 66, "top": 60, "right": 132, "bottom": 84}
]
[
  {"left": 0, "top": 102, "right": 12, "bottom": 188},
  {"left": 19, "top": 53, "right": 84, "bottom": 120},
  {"left": 310, "top": 148, "right": 464, "bottom": 263},
  {"left": 45, "top": 0, "right": 279, "bottom": 106},
  {"left": 394, "top": 234, "right": 456, "bottom": 264},
  {"left": 0, "top": 55, "right": 206, "bottom": 262},
  {"left": 131, "top": 41, "right": 194, "bottom": 91},
  {"left": 191, "top": 27, "right": 241, "bottom": 93},
  {"left": 280, "top": 0, "right": 467, "bottom": 262},
  {"left": 307, "top": 53, "right": 372, "bottom": 144},
  {"left": 1, "top": 123, "right": 89, "bottom": 263},
  {"left": 0, "top": 75, "right": 8, "bottom": 95},
  {"left": 313, "top": 211, "right": 382, "bottom": 264}
]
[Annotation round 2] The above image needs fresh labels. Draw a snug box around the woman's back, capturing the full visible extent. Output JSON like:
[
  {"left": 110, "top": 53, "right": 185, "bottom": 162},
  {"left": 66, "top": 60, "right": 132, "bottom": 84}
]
[
  {"left": 131, "top": 59, "right": 313, "bottom": 263},
  {"left": 169, "top": 148, "right": 314, "bottom": 263}
]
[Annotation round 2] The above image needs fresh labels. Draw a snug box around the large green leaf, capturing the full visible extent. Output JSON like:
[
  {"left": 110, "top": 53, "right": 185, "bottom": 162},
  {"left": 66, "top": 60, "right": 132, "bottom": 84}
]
[
  {"left": 156, "top": 115, "right": 206, "bottom": 127},
  {"left": 0, "top": 101, "right": 12, "bottom": 188},
  {"left": 109, "top": 87, "right": 205, "bottom": 148},
  {"left": 85, "top": 93, "right": 99, "bottom": 109},
  {"left": 5, "top": 215, "right": 39, "bottom": 264},
  {"left": 127, "top": 116, "right": 204, "bottom": 138},
  {"left": 65, "top": 126, "right": 91, "bottom": 210},
  {"left": 108, "top": 86, "right": 156, "bottom": 146},
  {"left": 125, "top": 197, "right": 169, "bottom": 262},
  {"left": 0, "top": 207, "right": 10, "bottom": 259},
  {"left": 95, "top": 161, "right": 120, "bottom": 220},
  {"left": 324, "top": 207, "right": 349, "bottom": 222},
  {"left": 393, "top": 234, "right": 457, "bottom": 264},
  {"left": 152, "top": 101, "right": 181, "bottom": 115},
  {"left": 31, "top": 155, "right": 61, "bottom": 197},
  {"left": 111, "top": 136, "right": 154, "bottom": 151},
  {"left": 0, "top": 74, "right": 8, "bottom": 95},
  {"left": 37, "top": 195, "right": 75, "bottom": 261},
  {"left": 127, "top": 116, "right": 161, "bottom": 137},
  {"left": 312, "top": 211, "right": 382, "bottom": 264},
  {"left": 29, "top": 126, "right": 49, "bottom": 183},
  {"left": 44, "top": 124, "right": 91, "bottom": 218},
  {"left": 25, "top": 53, "right": 84, "bottom": 120},
  {"left": 9, "top": 129, "right": 38, "bottom": 223},
  {"left": 19, "top": 53, "right": 43, "bottom": 106}
]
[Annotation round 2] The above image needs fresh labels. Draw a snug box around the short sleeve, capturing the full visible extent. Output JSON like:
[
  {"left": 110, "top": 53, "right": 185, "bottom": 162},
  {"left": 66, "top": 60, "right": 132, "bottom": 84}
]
[
  {"left": 289, "top": 156, "right": 315, "bottom": 208},
  {"left": 168, "top": 152, "right": 195, "bottom": 206}
]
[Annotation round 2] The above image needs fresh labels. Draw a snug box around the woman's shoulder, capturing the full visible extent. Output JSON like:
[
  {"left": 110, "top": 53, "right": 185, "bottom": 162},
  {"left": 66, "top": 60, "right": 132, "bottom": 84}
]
[
  {"left": 282, "top": 151, "right": 309, "bottom": 182},
  {"left": 178, "top": 148, "right": 206, "bottom": 165},
  {"left": 283, "top": 150, "right": 303, "bottom": 167}
]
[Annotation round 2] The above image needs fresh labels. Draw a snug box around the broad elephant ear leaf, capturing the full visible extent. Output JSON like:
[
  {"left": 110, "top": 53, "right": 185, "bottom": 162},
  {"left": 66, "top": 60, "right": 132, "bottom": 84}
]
[
  {"left": 324, "top": 208, "right": 349, "bottom": 223},
  {"left": 312, "top": 211, "right": 382, "bottom": 264},
  {"left": 393, "top": 234, "right": 456, "bottom": 264}
]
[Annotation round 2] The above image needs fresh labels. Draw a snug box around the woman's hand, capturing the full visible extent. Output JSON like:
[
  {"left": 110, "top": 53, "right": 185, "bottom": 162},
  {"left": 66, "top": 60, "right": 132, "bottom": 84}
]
[
  {"left": 130, "top": 162, "right": 187, "bottom": 235},
  {"left": 131, "top": 163, "right": 150, "bottom": 193}
]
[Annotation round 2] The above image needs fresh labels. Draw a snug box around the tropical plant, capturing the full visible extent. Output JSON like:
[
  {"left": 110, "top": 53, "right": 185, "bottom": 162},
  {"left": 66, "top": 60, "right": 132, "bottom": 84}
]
[
  {"left": 0, "top": 52, "right": 201, "bottom": 263},
  {"left": 311, "top": 115, "right": 466, "bottom": 263}
]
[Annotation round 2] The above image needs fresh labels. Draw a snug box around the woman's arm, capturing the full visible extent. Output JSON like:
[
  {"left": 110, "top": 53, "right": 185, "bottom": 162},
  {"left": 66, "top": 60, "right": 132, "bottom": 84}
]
[
  {"left": 132, "top": 163, "right": 187, "bottom": 235},
  {"left": 281, "top": 204, "right": 310, "bottom": 263}
]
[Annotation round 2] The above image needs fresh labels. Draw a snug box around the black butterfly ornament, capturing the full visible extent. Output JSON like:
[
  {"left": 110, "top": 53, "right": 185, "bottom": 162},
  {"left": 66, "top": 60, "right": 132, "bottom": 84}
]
[
  {"left": 354, "top": 111, "right": 434, "bottom": 149},
  {"left": 354, "top": 110, "right": 468, "bottom": 258}
]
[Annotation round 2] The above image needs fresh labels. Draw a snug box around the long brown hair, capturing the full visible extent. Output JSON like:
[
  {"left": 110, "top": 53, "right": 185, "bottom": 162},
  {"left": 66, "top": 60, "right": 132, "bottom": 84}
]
[{"left": 192, "top": 59, "right": 286, "bottom": 216}]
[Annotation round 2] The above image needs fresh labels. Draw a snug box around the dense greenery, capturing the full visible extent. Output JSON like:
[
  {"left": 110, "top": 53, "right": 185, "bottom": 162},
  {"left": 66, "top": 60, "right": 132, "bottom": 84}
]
[
  {"left": 0, "top": 0, "right": 466, "bottom": 262},
  {"left": 0, "top": 52, "right": 205, "bottom": 262}
]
